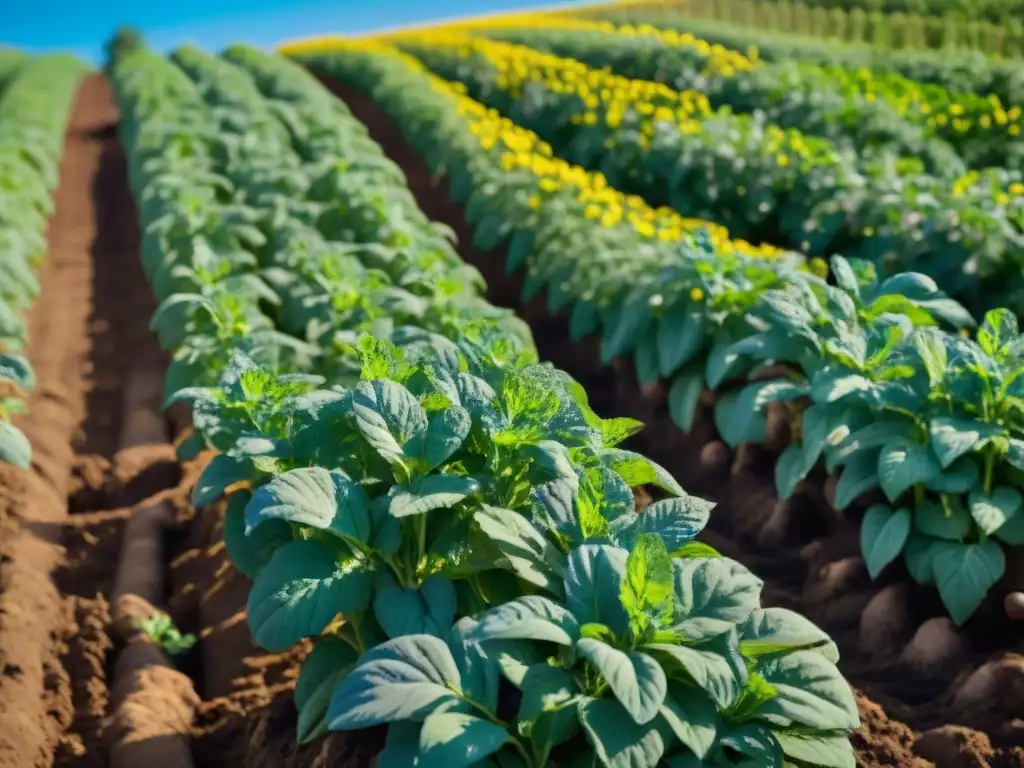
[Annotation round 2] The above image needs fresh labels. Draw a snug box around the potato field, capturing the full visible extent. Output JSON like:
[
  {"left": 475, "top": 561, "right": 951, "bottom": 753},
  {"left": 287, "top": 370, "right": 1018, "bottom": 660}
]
[{"left": 0, "top": 4, "right": 1022, "bottom": 768}]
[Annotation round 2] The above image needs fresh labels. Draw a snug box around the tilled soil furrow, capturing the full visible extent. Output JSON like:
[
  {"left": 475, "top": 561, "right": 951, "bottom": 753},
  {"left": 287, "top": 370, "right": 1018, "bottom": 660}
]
[{"left": 0, "top": 73, "right": 193, "bottom": 768}]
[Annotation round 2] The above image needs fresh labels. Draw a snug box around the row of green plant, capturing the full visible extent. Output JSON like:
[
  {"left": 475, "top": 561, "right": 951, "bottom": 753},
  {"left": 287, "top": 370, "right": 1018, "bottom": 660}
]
[
  {"left": 582, "top": 13, "right": 1024, "bottom": 106},
  {"left": 0, "top": 48, "right": 27, "bottom": 94},
  {"left": 0, "top": 54, "right": 90, "bottom": 468},
  {"left": 398, "top": 33, "right": 1024, "bottom": 320},
  {"left": 295, "top": 40, "right": 1024, "bottom": 626},
  {"left": 588, "top": 0, "right": 1024, "bottom": 55},
  {"left": 482, "top": 21, "right": 1022, "bottom": 172},
  {"left": 713, "top": 0, "right": 1024, "bottom": 26},
  {"left": 112, "top": 41, "right": 860, "bottom": 767}
]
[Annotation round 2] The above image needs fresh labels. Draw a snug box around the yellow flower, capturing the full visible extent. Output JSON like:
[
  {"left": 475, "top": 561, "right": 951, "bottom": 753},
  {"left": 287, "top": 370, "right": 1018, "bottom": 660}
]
[{"left": 690, "top": 287, "right": 704, "bottom": 302}]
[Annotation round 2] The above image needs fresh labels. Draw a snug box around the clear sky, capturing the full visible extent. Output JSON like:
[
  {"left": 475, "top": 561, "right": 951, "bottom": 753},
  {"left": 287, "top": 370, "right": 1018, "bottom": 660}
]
[{"left": 3, "top": 0, "right": 583, "bottom": 64}]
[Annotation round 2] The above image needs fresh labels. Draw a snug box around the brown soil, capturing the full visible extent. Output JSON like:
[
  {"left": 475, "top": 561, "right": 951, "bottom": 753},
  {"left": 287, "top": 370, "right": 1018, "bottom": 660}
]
[
  {"left": 309, "top": 73, "right": 1024, "bottom": 768},
  {"left": 0, "top": 73, "right": 193, "bottom": 768}
]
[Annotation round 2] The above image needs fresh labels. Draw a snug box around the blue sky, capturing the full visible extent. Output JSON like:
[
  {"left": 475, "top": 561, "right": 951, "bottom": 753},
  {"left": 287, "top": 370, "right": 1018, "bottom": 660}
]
[{"left": 3, "top": 0, "right": 583, "bottom": 64}]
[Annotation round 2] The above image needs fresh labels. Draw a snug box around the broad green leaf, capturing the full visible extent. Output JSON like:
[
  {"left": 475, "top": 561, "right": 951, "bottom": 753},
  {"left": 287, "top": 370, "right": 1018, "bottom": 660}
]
[
  {"left": 295, "top": 636, "right": 358, "bottom": 744},
  {"left": 929, "top": 417, "right": 1004, "bottom": 469},
  {"left": 914, "top": 498, "right": 972, "bottom": 541},
  {"left": 933, "top": 540, "right": 1006, "bottom": 625},
  {"left": 657, "top": 307, "right": 705, "bottom": 377},
  {"left": 969, "top": 487, "right": 1022, "bottom": 536},
  {"left": 565, "top": 544, "right": 631, "bottom": 636},
  {"left": 877, "top": 439, "right": 941, "bottom": 502},
  {"left": 418, "top": 710, "right": 510, "bottom": 768},
  {"left": 1006, "top": 438, "right": 1024, "bottom": 472},
  {"left": 384, "top": 474, "right": 480, "bottom": 518},
  {"left": 474, "top": 505, "right": 566, "bottom": 593},
  {"left": 754, "top": 650, "right": 859, "bottom": 730},
  {"left": 977, "top": 308, "right": 1017, "bottom": 358},
  {"left": 834, "top": 450, "right": 881, "bottom": 509},
  {"left": 773, "top": 444, "right": 806, "bottom": 502},
  {"left": 773, "top": 730, "right": 855, "bottom": 768},
  {"left": 860, "top": 505, "right": 911, "bottom": 579},
  {"left": 328, "top": 635, "right": 464, "bottom": 729},
  {"left": 644, "top": 640, "right": 742, "bottom": 710},
  {"left": 657, "top": 687, "right": 719, "bottom": 758},
  {"left": 601, "top": 417, "right": 645, "bottom": 448},
  {"left": 995, "top": 513, "right": 1024, "bottom": 545},
  {"left": 705, "top": 329, "right": 746, "bottom": 389},
  {"left": 247, "top": 539, "right": 372, "bottom": 652},
  {"left": 667, "top": 369, "right": 703, "bottom": 432},
  {"left": 378, "top": 721, "right": 422, "bottom": 768},
  {"left": 447, "top": 619, "right": 503, "bottom": 717},
  {"left": 714, "top": 723, "right": 783, "bottom": 767},
  {"left": 670, "top": 558, "right": 761, "bottom": 641},
  {"left": 601, "top": 449, "right": 685, "bottom": 497},
  {"left": 423, "top": 406, "right": 471, "bottom": 471},
  {"left": 739, "top": 607, "right": 838, "bottom": 663},
  {"left": 621, "top": 533, "right": 673, "bottom": 619},
  {"left": 245, "top": 466, "right": 371, "bottom": 542},
  {"left": 924, "top": 458, "right": 979, "bottom": 494},
  {"left": 518, "top": 663, "right": 580, "bottom": 755},
  {"left": 810, "top": 370, "right": 873, "bottom": 404},
  {"left": 375, "top": 577, "right": 457, "bottom": 639},
  {"left": 830, "top": 419, "right": 911, "bottom": 468},
  {"left": 192, "top": 454, "right": 249, "bottom": 507},
  {"left": 471, "top": 595, "right": 580, "bottom": 646},
  {"left": 0, "top": 420, "right": 31, "bottom": 469},
  {"left": 578, "top": 698, "right": 666, "bottom": 768},
  {"left": 903, "top": 532, "right": 942, "bottom": 585},
  {"left": 0, "top": 354, "right": 34, "bottom": 392},
  {"left": 353, "top": 379, "right": 427, "bottom": 467},
  {"left": 713, "top": 385, "right": 768, "bottom": 448},
  {"left": 635, "top": 336, "right": 661, "bottom": 386},
  {"left": 223, "top": 490, "right": 291, "bottom": 579},
  {"left": 616, "top": 496, "right": 713, "bottom": 560},
  {"left": 576, "top": 639, "right": 666, "bottom": 724}
]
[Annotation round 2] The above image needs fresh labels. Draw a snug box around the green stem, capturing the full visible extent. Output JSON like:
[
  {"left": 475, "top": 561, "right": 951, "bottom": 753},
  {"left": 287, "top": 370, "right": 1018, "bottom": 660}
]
[
  {"left": 983, "top": 447, "right": 995, "bottom": 494},
  {"left": 416, "top": 515, "right": 427, "bottom": 568}
]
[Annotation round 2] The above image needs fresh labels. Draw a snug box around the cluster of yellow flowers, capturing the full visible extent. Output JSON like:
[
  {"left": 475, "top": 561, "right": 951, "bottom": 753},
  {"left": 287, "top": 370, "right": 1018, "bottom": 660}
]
[
  {"left": 412, "top": 32, "right": 830, "bottom": 171},
  {"left": 950, "top": 172, "right": 1024, "bottom": 205},
  {"left": 453, "top": 82, "right": 781, "bottom": 258},
  {"left": 829, "top": 67, "right": 1024, "bottom": 140},
  {"left": 443, "top": 15, "right": 758, "bottom": 78}
]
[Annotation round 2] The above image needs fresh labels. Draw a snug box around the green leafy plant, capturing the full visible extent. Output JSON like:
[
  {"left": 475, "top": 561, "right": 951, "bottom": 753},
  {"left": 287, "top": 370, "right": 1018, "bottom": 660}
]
[
  {"left": 138, "top": 612, "right": 198, "bottom": 656},
  {"left": 330, "top": 538, "right": 856, "bottom": 767},
  {"left": 727, "top": 264, "right": 1024, "bottom": 623},
  {"left": 191, "top": 337, "right": 857, "bottom": 765}
]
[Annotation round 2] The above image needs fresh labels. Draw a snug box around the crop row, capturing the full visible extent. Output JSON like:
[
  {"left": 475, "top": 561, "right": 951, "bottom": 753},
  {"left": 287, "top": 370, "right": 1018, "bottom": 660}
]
[
  {"left": 292, "top": 38, "right": 1024, "bottom": 626},
  {"left": 110, "top": 41, "right": 859, "bottom": 767},
  {"left": 583, "top": 11, "right": 1024, "bottom": 107},
  {"left": 707, "top": 0, "right": 1024, "bottom": 27},
  {"left": 475, "top": 18, "right": 1023, "bottom": 172},
  {"left": 0, "top": 49, "right": 26, "bottom": 94},
  {"left": 590, "top": 0, "right": 1024, "bottom": 55},
  {"left": 384, "top": 31, "right": 1024, "bottom": 319},
  {"left": 0, "top": 54, "right": 90, "bottom": 467}
]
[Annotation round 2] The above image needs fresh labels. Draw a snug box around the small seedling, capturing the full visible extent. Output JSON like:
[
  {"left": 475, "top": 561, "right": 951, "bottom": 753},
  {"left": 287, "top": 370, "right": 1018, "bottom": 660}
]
[{"left": 137, "top": 612, "right": 197, "bottom": 656}]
